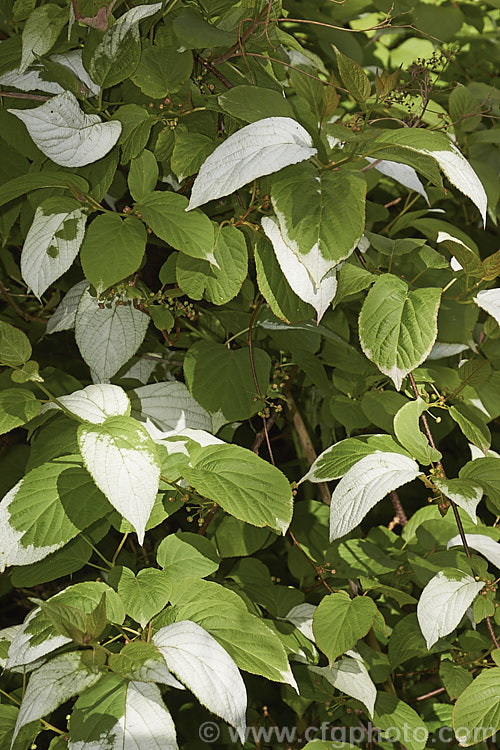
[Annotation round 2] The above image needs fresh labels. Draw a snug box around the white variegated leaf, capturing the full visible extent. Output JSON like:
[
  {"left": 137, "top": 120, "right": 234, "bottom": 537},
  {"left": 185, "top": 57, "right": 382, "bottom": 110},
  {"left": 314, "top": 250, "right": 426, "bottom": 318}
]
[
  {"left": 310, "top": 651, "right": 376, "bottom": 718},
  {"left": 0, "top": 66, "right": 63, "bottom": 94},
  {"left": 44, "top": 384, "right": 131, "bottom": 424},
  {"left": 21, "top": 200, "right": 86, "bottom": 299},
  {"left": 12, "top": 652, "right": 100, "bottom": 745},
  {"left": 365, "top": 157, "right": 429, "bottom": 204},
  {"left": 261, "top": 216, "right": 336, "bottom": 322},
  {"left": 433, "top": 478, "right": 482, "bottom": 525},
  {"left": 6, "top": 608, "right": 70, "bottom": 670},
  {"left": 447, "top": 534, "right": 500, "bottom": 569},
  {"left": 428, "top": 146, "right": 487, "bottom": 225},
  {"left": 51, "top": 50, "right": 101, "bottom": 96},
  {"left": 8, "top": 91, "right": 121, "bottom": 167},
  {"left": 427, "top": 342, "right": 469, "bottom": 360},
  {"left": 474, "top": 288, "right": 500, "bottom": 326},
  {"left": 47, "top": 280, "right": 89, "bottom": 334},
  {"left": 417, "top": 569, "right": 485, "bottom": 649},
  {"left": 78, "top": 416, "right": 160, "bottom": 544},
  {"left": 329, "top": 452, "right": 421, "bottom": 541},
  {"left": 131, "top": 382, "right": 212, "bottom": 433},
  {"left": 0, "top": 480, "right": 62, "bottom": 573},
  {"left": 153, "top": 620, "right": 247, "bottom": 742},
  {"left": 75, "top": 289, "right": 149, "bottom": 382},
  {"left": 188, "top": 117, "right": 316, "bottom": 210}
]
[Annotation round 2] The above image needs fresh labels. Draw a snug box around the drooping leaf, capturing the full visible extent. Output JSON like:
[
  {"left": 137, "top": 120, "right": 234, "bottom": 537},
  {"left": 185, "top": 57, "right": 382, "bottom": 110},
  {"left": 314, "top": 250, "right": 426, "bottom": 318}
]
[
  {"left": 8, "top": 92, "right": 121, "bottom": 167},
  {"left": 77, "top": 416, "right": 160, "bottom": 544},
  {"left": 474, "top": 288, "right": 500, "bottom": 326},
  {"left": 312, "top": 592, "right": 377, "bottom": 663},
  {"left": 310, "top": 652, "right": 376, "bottom": 718},
  {"left": 417, "top": 568, "right": 484, "bottom": 649},
  {"left": 270, "top": 163, "right": 366, "bottom": 284},
  {"left": 153, "top": 620, "right": 247, "bottom": 742},
  {"left": 21, "top": 197, "right": 86, "bottom": 299},
  {"left": 261, "top": 215, "right": 337, "bottom": 322},
  {"left": 130, "top": 381, "right": 212, "bottom": 433},
  {"left": 372, "top": 692, "right": 428, "bottom": 750},
  {"left": 434, "top": 478, "right": 482, "bottom": 524},
  {"left": 188, "top": 117, "right": 317, "bottom": 210},
  {"left": 46, "top": 384, "right": 130, "bottom": 423},
  {"left": 46, "top": 280, "right": 89, "bottom": 334},
  {"left": 359, "top": 274, "right": 441, "bottom": 390},
  {"left": 449, "top": 402, "right": 491, "bottom": 453},
  {"left": 329, "top": 452, "right": 421, "bottom": 540}
]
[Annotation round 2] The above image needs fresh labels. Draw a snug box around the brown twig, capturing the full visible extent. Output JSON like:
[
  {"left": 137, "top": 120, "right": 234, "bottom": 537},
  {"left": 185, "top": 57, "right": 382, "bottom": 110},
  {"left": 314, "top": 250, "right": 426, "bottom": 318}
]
[
  {"left": 211, "top": 4, "right": 271, "bottom": 66},
  {"left": 198, "top": 504, "right": 218, "bottom": 536},
  {"left": 247, "top": 297, "right": 275, "bottom": 463},
  {"left": 0, "top": 279, "right": 45, "bottom": 323},
  {"left": 0, "top": 90, "right": 51, "bottom": 101},
  {"left": 195, "top": 54, "right": 233, "bottom": 89},
  {"left": 287, "top": 395, "right": 331, "bottom": 506},
  {"left": 288, "top": 530, "right": 334, "bottom": 594},
  {"left": 389, "top": 490, "right": 408, "bottom": 526},
  {"left": 416, "top": 686, "right": 446, "bottom": 701},
  {"left": 486, "top": 615, "right": 500, "bottom": 649}
]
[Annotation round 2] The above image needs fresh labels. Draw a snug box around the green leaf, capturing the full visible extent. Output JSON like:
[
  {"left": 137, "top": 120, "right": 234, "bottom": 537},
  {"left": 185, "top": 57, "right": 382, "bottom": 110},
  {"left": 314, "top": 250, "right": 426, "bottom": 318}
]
[
  {"left": 254, "top": 235, "right": 314, "bottom": 323},
  {"left": 335, "top": 48, "right": 371, "bottom": 103},
  {"left": 440, "top": 660, "right": 474, "bottom": 700},
  {"left": 452, "top": 668, "right": 500, "bottom": 746},
  {"left": 393, "top": 398, "right": 442, "bottom": 465},
  {"left": 373, "top": 692, "right": 428, "bottom": 750},
  {"left": 80, "top": 214, "right": 147, "bottom": 293},
  {"left": 172, "top": 6, "right": 236, "bottom": 49},
  {"left": 312, "top": 592, "right": 377, "bottom": 663},
  {"left": 0, "top": 455, "right": 111, "bottom": 572},
  {"left": 136, "top": 190, "right": 216, "bottom": 263},
  {"left": 334, "top": 262, "right": 375, "bottom": 304},
  {"left": 131, "top": 37, "right": 193, "bottom": 98},
  {"left": 434, "top": 477, "right": 483, "bottom": 525},
  {"left": 0, "top": 321, "right": 31, "bottom": 367},
  {"left": 450, "top": 403, "right": 491, "bottom": 452},
  {"left": 108, "top": 566, "right": 170, "bottom": 628},
  {"left": 184, "top": 341, "right": 271, "bottom": 423},
  {"left": 11, "top": 360, "right": 43, "bottom": 383},
  {"left": 437, "top": 232, "right": 484, "bottom": 278},
  {"left": 460, "top": 457, "right": 500, "bottom": 510},
  {"left": 184, "top": 443, "right": 293, "bottom": 534},
  {"left": 218, "top": 85, "right": 295, "bottom": 122},
  {"left": 271, "top": 163, "right": 366, "bottom": 284},
  {"left": 166, "top": 578, "right": 297, "bottom": 686},
  {"left": 127, "top": 149, "right": 158, "bottom": 202},
  {"left": 111, "top": 104, "right": 155, "bottom": 164},
  {"left": 0, "top": 389, "right": 41, "bottom": 435},
  {"left": 156, "top": 531, "right": 219, "bottom": 579},
  {"left": 359, "top": 274, "right": 441, "bottom": 390},
  {"left": 176, "top": 224, "right": 248, "bottom": 305},
  {"left": 77, "top": 415, "right": 160, "bottom": 544}
]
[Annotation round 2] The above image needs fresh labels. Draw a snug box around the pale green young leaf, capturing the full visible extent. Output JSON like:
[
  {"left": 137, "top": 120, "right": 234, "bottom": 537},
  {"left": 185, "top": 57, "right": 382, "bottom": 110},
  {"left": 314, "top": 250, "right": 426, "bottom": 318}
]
[
  {"left": 312, "top": 592, "right": 377, "bottom": 663},
  {"left": 77, "top": 415, "right": 160, "bottom": 544},
  {"left": 393, "top": 398, "right": 442, "bottom": 465},
  {"left": 156, "top": 532, "right": 219, "bottom": 579},
  {"left": 0, "top": 389, "right": 41, "bottom": 435},
  {"left": 359, "top": 274, "right": 441, "bottom": 390},
  {"left": 80, "top": 214, "right": 147, "bottom": 293},
  {"left": 108, "top": 566, "right": 170, "bottom": 628}
]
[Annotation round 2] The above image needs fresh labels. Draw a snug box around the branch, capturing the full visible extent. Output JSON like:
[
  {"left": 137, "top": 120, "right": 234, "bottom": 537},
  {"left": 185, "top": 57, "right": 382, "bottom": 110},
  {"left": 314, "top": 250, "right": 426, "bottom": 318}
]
[{"left": 287, "top": 395, "right": 331, "bottom": 506}]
